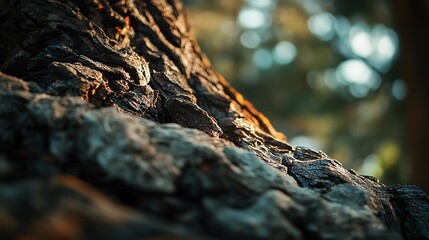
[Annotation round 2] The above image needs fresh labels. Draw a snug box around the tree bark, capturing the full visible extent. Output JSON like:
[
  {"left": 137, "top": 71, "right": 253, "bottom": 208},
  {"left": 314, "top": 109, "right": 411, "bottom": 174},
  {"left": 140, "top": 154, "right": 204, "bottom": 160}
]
[{"left": 0, "top": 0, "right": 427, "bottom": 239}]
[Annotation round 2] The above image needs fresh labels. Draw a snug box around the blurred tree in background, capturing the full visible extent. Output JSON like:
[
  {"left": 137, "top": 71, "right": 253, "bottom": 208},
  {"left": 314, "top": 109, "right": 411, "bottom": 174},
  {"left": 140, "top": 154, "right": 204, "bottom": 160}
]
[
  {"left": 392, "top": 0, "right": 429, "bottom": 193},
  {"left": 183, "top": 0, "right": 412, "bottom": 187}
]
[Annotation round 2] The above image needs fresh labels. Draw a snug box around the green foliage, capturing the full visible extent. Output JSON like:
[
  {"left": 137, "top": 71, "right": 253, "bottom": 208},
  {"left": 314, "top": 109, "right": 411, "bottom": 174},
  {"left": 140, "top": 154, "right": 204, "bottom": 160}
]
[{"left": 184, "top": 0, "right": 407, "bottom": 185}]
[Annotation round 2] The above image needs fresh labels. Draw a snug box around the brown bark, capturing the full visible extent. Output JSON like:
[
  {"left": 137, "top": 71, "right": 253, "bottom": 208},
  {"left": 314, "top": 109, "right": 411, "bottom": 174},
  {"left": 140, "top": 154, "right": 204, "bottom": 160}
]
[
  {"left": 0, "top": 0, "right": 428, "bottom": 239},
  {"left": 0, "top": 0, "right": 291, "bottom": 164}
]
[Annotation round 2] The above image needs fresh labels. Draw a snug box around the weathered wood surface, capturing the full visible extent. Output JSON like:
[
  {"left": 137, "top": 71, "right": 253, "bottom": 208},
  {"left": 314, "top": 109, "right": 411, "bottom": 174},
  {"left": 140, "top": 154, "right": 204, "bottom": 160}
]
[{"left": 0, "top": 0, "right": 427, "bottom": 239}]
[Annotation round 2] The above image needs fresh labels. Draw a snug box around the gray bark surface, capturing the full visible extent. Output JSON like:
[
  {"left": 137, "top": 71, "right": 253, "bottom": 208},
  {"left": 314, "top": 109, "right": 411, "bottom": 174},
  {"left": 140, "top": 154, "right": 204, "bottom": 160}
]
[{"left": 0, "top": 0, "right": 428, "bottom": 239}]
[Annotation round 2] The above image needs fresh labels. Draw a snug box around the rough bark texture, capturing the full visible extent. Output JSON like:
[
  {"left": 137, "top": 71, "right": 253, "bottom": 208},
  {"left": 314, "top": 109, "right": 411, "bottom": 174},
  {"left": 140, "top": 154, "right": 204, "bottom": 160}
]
[{"left": 0, "top": 0, "right": 427, "bottom": 239}]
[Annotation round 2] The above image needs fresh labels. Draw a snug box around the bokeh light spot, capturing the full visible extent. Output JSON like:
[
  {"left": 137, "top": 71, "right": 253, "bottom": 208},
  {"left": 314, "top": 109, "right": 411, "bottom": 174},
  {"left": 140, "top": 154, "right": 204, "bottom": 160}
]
[
  {"left": 245, "top": 0, "right": 275, "bottom": 9},
  {"left": 377, "top": 35, "right": 395, "bottom": 60},
  {"left": 360, "top": 154, "right": 383, "bottom": 178},
  {"left": 379, "top": 141, "right": 400, "bottom": 169},
  {"left": 306, "top": 71, "right": 324, "bottom": 89},
  {"left": 290, "top": 135, "right": 322, "bottom": 150},
  {"left": 307, "top": 12, "right": 336, "bottom": 41},
  {"left": 238, "top": 7, "right": 270, "bottom": 29},
  {"left": 272, "top": 41, "right": 297, "bottom": 64},
  {"left": 253, "top": 49, "right": 273, "bottom": 69},
  {"left": 240, "top": 31, "right": 261, "bottom": 48},
  {"left": 350, "top": 30, "right": 374, "bottom": 58},
  {"left": 336, "top": 59, "right": 380, "bottom": 98},
  {"left": 392, "top": 79, "right": 407, "bottom": 100},
  {"left": 334, "top": 16, "right": 350, "bottom": 37},
  {"left": 337, "top": 59, "right": 379, "bottom": 85}
]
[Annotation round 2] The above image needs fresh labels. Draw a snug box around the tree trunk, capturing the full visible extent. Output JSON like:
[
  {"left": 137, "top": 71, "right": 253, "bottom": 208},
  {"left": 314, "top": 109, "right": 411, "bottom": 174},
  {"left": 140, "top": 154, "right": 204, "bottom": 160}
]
[
  {"left": 392, "top": 0, "right": 429, "bottom": 195},
  {"left": 0, "top": 0, "right": 427, "bottom": 239}
]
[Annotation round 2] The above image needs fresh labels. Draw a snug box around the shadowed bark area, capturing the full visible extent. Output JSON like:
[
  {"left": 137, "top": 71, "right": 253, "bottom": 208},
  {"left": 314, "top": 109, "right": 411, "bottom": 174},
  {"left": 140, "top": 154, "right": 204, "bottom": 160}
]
[{"left": 0, "top": 0, "right": 428, "bottom": 239}]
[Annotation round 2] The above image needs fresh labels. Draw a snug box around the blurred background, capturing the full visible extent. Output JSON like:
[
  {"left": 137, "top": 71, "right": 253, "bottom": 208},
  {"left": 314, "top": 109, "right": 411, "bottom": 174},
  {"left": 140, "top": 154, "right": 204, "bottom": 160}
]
[{"left": 183, "top": 0, "right": 429, "bottom": 192}]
